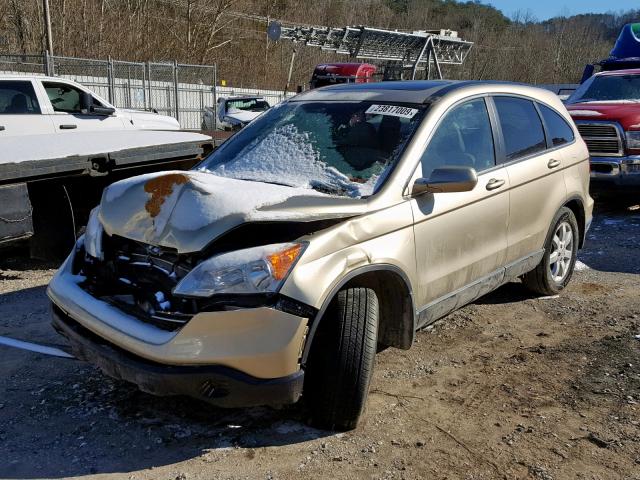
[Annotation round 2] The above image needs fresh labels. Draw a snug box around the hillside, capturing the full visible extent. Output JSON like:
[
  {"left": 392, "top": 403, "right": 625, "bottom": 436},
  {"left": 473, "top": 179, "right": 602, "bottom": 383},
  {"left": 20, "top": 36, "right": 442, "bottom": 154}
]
[{"left": 0, "top": 0, "right": 638, "bottom": 89}]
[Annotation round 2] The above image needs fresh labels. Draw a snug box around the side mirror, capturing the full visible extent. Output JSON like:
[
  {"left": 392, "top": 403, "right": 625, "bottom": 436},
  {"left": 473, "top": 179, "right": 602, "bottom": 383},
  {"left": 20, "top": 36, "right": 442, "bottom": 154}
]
[
  {"left": 90, "top": 105, "right": 116, "bottom": 115},
  {"left": 80, "top": 91, "right": 115, "bottom": 115},
  {"left": 411, "top": 166, "right": 478, "bottom": 196},
  {"left": 79, "top": 91, "right": 92, "bottom": 114}
]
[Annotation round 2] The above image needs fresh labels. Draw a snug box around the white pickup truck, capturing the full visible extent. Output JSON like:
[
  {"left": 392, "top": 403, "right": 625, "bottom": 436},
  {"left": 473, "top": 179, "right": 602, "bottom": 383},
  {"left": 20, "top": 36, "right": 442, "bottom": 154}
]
[
  {"left": 0, "top": 75, "right": 180, "bottom": 134},
  {"left": 0, "top": 75, "right": 214, "bottom": 257}
]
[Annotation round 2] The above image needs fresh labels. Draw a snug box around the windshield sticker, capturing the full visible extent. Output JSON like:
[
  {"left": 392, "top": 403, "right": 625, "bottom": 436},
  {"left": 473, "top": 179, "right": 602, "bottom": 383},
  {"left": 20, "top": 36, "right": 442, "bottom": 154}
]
[{"left": 365, "top": 104, "right": 418, "bottom": 119}]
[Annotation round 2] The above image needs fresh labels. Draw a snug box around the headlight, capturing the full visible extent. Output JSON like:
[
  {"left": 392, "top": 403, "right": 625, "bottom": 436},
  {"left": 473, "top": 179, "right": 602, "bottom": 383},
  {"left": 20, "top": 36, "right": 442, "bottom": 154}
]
[
  {"left": 173, "top": 243, "right": 305, "bottom": 297},
  {"left": 84, "top": 206, "right": 103, "bottom": 260},
  {"left": 626, "top": 131, "right": 640, "bottom": 149}
]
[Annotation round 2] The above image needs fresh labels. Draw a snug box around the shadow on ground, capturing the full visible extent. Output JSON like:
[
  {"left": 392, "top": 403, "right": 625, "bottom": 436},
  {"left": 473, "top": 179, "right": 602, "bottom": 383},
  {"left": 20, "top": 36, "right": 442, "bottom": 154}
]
[
  {"left": 578, "top": 196, "right": 640, "bottom": 274},
  {"left": 0, "top": 284, "right": 332, "bottom": 479},
  {"left": 0, "top": 358, "right": 332, "bottom": 479}
]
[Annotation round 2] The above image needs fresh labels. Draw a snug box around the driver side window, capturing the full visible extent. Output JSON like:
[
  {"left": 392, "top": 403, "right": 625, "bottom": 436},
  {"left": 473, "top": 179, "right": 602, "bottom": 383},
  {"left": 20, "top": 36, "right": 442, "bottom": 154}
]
[
  {"left": 42, "top": 82, "right": 101, "bottom": 113},
  {"left": 420, "top": 98, "right": 496, "bottom": 178}
]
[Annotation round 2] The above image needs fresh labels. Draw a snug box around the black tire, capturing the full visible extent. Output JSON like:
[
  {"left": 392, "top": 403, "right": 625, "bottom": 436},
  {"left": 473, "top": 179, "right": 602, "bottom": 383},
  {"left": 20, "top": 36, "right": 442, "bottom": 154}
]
[
  {"left": 523, "top": 207, "right": 579, "bottom": 296},
  {"left": 304, "top": 287, "right": 379, "bottom": 431}
]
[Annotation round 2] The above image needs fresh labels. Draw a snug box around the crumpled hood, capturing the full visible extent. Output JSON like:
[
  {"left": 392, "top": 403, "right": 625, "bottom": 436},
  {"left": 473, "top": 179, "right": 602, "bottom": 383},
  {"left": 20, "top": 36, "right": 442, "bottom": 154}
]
[
  {"left": 99, "top": 171, "right": 366, "bottom": 253},
  {"left": 225, "top": 109, "right": 262, "bottom": 124}
]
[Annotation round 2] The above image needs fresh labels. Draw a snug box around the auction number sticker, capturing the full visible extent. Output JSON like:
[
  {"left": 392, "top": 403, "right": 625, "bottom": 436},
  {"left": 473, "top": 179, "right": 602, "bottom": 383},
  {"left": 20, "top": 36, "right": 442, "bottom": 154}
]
[{"left": 366, "top": 104, "right": 418, "bottom": 118}]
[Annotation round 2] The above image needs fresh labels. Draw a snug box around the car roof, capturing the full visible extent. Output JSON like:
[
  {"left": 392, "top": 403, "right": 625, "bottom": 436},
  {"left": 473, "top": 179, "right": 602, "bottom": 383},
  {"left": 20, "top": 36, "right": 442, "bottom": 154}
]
[
  {"left": 291, "top": 80, "right": 554, "bottom": 104},
  {"left": 0, "top": 75, "right": 68, "bottom": 82}
]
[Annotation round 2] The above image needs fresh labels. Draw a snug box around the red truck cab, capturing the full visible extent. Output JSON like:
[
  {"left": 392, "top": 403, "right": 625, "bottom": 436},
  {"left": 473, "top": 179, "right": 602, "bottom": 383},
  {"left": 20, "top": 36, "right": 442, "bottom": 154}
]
[
  {"left": 566, "top": 69, "right": 640, "bottom": 190},
  {"left": 310, "top": 63, "right": 377, "bottom": 89}
]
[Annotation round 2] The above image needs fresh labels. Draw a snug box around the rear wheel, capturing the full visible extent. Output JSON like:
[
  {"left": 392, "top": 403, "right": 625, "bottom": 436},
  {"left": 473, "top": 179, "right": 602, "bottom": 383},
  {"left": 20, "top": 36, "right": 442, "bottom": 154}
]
[
  {"left": 304, "top": 287, "right": 379, "bottom": 431},
  {"left": 523, "top": 207, "right": 578, "bottom": 295}
]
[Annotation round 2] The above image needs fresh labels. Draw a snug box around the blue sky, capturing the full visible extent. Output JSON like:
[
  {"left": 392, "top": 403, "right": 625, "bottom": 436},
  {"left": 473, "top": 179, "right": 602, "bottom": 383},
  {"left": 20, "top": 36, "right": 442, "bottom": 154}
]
[{"left": 481, "top": 0, "right": 639, "bottom": 21}]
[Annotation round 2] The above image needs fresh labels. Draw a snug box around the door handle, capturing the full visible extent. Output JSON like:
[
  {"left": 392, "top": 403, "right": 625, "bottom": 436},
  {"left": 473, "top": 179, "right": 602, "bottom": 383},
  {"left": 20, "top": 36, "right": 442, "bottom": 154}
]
[
  {"left": 0, "top": 126, "right": 5, "bottom": 131},
  {"left": 547, "top": 159, "right": 560, "bottom": 169},
  {"left": 486, "top": 178, "right": 505, "bottom": 191},
  {"left": 59, "top": 124, "right": 77, "bottom": 129}
]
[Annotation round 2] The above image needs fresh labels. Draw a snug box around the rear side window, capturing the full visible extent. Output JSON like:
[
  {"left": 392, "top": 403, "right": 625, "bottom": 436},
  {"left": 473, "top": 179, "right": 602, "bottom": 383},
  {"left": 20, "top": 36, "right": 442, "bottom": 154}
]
[
  {"left": 494, "top": 97, "right": 546, "bottom": 161},
  {"left": 538, "top": 103, "right": 575, "bottom": 147},
  {"left": 420, "top": 98, "right": 496, "bottom": 177},
  {"left": 0, "top": 81, "right": 41, "bottom": 114}
]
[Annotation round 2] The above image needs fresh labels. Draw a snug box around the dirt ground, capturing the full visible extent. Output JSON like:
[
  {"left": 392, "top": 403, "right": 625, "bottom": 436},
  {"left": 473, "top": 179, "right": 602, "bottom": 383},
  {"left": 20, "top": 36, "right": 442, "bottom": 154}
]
[{"left": 0, "top": 198, "right": 639, "bottom": 480}]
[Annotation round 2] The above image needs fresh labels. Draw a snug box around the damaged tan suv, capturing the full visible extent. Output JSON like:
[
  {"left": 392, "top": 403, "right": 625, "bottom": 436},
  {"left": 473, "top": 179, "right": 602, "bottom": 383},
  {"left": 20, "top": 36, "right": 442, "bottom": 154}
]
[{"left": 48, "top": 80, "right": 593, "bottom": 430}]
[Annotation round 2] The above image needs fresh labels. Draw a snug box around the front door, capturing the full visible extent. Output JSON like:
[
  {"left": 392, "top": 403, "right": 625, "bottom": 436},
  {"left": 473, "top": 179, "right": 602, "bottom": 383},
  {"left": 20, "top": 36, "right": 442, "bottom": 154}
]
[
  {"left": 410, "top": 97, "right": 509, "bottom": 320},
  {"left": 40, "top": 80, "right": 125, "bottom": 132}
]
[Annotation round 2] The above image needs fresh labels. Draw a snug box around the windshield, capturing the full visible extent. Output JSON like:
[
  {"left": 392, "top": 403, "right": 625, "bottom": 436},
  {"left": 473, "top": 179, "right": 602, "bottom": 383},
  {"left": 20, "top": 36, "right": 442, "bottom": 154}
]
[
  {"left": 567, "top": 74, "right": 640, "bottom": 104},
  {"left": 199, "top": 100, "right": 426, "bottom": 197},
  {"left": 227, "top": 98, "right": 270, "bottom": 112}
]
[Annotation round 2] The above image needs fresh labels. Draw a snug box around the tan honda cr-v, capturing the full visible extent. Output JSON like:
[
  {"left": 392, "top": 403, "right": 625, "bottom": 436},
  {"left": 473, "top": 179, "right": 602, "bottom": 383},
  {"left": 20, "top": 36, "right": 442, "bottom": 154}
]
[{"left": 48, "top": 80, "right": 593, "bottom": 430}]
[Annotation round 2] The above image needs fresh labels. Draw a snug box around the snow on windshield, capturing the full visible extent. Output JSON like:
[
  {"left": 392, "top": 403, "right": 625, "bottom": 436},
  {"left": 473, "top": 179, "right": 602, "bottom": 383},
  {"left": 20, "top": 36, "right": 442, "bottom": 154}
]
[
  {"left": 201, "top": 101, "right": 423, "bottom": 198},
  {"left": 207, "top": 123, "right": 380, "bottom": 197}
]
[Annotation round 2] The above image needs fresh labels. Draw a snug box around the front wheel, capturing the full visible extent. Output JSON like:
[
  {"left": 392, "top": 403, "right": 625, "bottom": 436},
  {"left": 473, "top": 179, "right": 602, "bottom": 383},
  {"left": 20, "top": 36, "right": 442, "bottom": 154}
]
[
  {"left": 304, "top": 287, "right": 379, "bottom": 431},
  {"left": 523, "top": 207, "right": 579, "bottom": 296}
]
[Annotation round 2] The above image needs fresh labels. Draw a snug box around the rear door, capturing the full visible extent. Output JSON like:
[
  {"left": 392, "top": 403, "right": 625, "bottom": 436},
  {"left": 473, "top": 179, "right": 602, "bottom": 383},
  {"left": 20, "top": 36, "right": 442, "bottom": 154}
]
[
  {"left": 491, "top": 96, "right": 568, "bottom": 264},
  {"left": 0, "top": 79, "right": 55, "bottom": 136},
  {"left": 38, "top": 80, "right": 125, "bottom": 132},
  {"left": 410, "top": 96, "right": 510, "bottom": 313}
]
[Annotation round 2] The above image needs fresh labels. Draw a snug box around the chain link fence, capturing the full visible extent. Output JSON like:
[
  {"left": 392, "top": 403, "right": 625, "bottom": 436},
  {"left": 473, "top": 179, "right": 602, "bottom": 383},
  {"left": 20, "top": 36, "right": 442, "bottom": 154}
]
[{"left": 0, "top": 53, "right": 293, "bottom": 129}]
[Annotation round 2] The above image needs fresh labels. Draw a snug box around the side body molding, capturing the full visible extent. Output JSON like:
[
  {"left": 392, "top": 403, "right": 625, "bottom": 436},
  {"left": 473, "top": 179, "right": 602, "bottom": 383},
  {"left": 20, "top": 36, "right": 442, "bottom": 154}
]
[{"left": 417, "top": 250, "right": 544, "bottom": 328}]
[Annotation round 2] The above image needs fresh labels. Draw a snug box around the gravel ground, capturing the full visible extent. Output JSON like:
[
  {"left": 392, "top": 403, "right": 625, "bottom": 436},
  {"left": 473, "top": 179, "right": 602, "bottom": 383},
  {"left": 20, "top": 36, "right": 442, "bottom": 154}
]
[{"left": 0, "top": 198, "right": 639, "bottom": 480}]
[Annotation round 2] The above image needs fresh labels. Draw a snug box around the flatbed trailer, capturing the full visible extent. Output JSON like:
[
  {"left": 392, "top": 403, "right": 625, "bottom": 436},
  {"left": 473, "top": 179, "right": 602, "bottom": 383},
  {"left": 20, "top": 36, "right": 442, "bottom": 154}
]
[{"left": 0, "top": 130, "right": 214, "bottom": 258}]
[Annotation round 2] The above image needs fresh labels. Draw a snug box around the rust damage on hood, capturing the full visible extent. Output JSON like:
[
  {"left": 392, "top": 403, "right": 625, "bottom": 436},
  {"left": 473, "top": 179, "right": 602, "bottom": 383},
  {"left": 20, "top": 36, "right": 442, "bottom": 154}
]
[{"left": 143, "top": 173, "right": 188, "bottom": 218}]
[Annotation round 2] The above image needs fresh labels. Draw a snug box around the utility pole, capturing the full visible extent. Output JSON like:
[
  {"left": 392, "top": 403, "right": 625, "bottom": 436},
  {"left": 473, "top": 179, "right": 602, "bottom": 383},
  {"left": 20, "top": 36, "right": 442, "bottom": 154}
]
[{"left": 43, "top": 0, "right": 53, "bottom": 56}]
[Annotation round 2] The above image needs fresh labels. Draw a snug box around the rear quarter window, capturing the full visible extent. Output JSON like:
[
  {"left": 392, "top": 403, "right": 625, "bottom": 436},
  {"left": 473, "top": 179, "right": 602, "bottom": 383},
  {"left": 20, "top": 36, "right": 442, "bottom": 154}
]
[
  {"left": 494, "top": 96, "right": 546, "bottom": 161},
  {"left": 0, "top": 81, "right": 41, "bottom": 114},
  {"left": 538, "top": 103, "right": 575, "bottom": 147}
]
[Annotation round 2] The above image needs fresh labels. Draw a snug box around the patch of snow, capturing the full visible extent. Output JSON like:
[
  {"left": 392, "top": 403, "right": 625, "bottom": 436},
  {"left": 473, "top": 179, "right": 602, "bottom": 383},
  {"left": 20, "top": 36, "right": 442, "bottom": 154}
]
[
  {"left": 0, "top": 130, "right": 210, "bottom": 165},
  {"left": 578, "top": 99, "right": 640, "bottom": 104},
  {"left": 569, "top": 110, "right": 603, "bottom": 117},
  {"left": 0, "top": 335, "right": 75, "bottom": 359},
  {"left": 104, "top": 170, "right": 168, "bottom": 203},
  {"left": 538, "top": 295, "right": 560, "bottom": 300},
  {"left": 206, "top": 124, "right": 378, "bottom": 198},
  {"left": 575, "top": 260, "right": 590, "bottom": 271},
  {"left": 168, "top": 172, "right": 327, "bottom": 232}
]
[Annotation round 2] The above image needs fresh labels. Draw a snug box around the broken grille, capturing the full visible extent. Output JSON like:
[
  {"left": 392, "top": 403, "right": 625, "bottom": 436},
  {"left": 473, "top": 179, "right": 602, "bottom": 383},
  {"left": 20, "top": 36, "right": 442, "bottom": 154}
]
[{"left": 82, "top": 235, "right": 197, "bottom": 331}]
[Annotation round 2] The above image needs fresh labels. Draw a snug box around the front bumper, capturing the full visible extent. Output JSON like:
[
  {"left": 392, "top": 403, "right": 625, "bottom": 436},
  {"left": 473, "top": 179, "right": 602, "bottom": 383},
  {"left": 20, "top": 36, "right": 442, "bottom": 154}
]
[
  {"left": 47, "top": 250, "right": 309, "bottom": 406},
  {"left": 590, "top": 155, "right": 640, "bottom": 189},
  {"left": 52, "top": 305, "right": 303, "bottom": 407}
]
